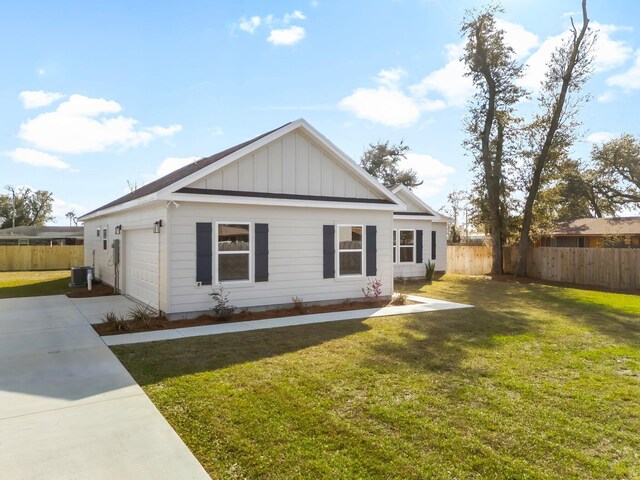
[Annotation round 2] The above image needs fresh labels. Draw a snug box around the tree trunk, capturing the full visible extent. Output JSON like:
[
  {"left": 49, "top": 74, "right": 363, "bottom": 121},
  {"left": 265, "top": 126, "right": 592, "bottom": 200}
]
[{"left": 516, "top": 0, "right": 589, "bottom": 277}]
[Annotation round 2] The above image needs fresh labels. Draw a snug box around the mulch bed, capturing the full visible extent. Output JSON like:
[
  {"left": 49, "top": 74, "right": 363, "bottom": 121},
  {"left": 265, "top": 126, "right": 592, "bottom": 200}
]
[
  {"left": 94, "top": 297, "right": 416, "bottom": 336},
  {"left": 67, "top": 281, "right": 118, "bottom": 298}
]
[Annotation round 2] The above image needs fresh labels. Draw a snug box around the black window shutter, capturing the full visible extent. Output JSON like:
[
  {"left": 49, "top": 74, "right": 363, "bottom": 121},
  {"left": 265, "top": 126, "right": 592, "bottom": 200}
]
[
  {"left": 196, "top": 222, "right": 212, "bottom": 285},
  {"left": 431, "top": 230, "right": 437, "bottom": 260},
  {"left": 366, "top": 225, "right": 377, "bottom": 276},
  {"left": 416, "top": 230, "right": 423, "bottom": 264},
  {"left": 255, "top": 223, "right": 269, "bottom": 282},
  {"left": 323, "top": 225, "right": 335, "bottom": 278}
]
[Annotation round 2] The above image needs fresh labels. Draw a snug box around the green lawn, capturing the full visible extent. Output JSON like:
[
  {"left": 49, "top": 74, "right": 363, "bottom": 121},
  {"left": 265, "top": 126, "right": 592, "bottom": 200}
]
[
  {"left": 113, "top": 275, "right": 640, "bottom": 479},
  {"left": 0, "top": 270, "right": 70, "bottom": 298}
]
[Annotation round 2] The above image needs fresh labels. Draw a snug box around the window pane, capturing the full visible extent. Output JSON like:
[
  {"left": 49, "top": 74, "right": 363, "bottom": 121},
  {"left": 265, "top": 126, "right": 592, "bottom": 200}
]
[
  {"left": 218, "top": 253, "right": 249, "bottom": 281},
  {"left": 339, "top": 251, "right": 362, "bottom": 275},
  {"left": 400, "top": 230, "right": 414, "bottom": 246},
  {"left": 393, "top": 246, "right": 396, "bottom": 263},
  {"left": 218, "top": 224, "right": 250, "bottom": 251},
  {"left": 400, "top": 246, "right": 414, "bottom": 262},
  {"left": 338, "top": 226, "right": 362, "bottom": 250},
  {"left": 392, "top": 230, "right": 396, "bottom": 246}
]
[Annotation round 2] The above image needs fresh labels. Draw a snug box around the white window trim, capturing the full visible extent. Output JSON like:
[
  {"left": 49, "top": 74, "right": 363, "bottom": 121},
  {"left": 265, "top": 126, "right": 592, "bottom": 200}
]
[
  {"left": 214, "top": 221, "right": 253, "bottom": 285},
  {"left": 336, "top": 224, "right": 364, "bottom": 278},
  {"left": 397, "top": 229, "right": 416, "bottom": 264}
]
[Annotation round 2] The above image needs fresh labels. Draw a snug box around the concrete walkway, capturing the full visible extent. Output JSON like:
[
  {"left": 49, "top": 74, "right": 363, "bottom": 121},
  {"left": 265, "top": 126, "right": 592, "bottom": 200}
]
[
  {"left": 103, "top": 295, "right": 473, "bottom": 346},
  {"left": 0, "top": 295, "right": 210, "bottom": 480}
]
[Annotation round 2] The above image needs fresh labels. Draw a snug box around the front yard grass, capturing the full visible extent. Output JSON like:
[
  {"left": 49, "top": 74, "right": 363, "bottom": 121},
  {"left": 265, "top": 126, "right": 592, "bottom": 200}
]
[
  {"left": 0, "top": 270, "right": 70, "bottom": 298},
  {"left": 113, "top": 275, "right": 640, "bottom": 479}
]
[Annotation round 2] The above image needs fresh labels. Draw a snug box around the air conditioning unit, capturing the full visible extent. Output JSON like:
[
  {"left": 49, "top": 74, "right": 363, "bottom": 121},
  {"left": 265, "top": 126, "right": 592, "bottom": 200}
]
[{"left": 70, "top": 266, "right": 93, "bottom": 287}]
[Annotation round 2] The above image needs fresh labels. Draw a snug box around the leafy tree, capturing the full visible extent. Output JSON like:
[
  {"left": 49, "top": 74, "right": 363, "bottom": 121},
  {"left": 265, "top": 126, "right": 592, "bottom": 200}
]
[
  {"left": 360, "top": 141, "right": 422, "bottom": 189},
  {"left": 461, "top": 4, "right": 526, "bottom": 273},
  {"left": 589, "top": 134, "right": 640, "bottom": 208},
  {"left": 65, "top": 211, "right": 77, "bottom": 226},
  {"left": 440, "top": 190, "right": 468, "bottom": 243},
  {"left": 0, "top": 186, "right": 54, "bottom": 229},
  {"left": 516, "top": 0, "right": 594, "bottom": 276}
]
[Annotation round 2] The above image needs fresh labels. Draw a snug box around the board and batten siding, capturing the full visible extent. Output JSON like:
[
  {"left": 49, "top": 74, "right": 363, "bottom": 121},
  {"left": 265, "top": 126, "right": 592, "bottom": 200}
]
[
  {"left": 187, "top": 130, "right": 382, "bottom": 200},
  {"left": 83, "top": 203, "right": 169, "bottom": 312},
  {"left": 166, "top": 202, "right": 393, "bottom": 314}
]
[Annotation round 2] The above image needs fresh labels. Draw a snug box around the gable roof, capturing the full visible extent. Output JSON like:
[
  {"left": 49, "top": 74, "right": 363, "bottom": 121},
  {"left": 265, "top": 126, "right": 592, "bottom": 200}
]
[
  {"left": 0, "top": 226, "right": 84, "bottom": 239},
  {"left": 391, "top": 185, "right": 451, "bottom": 221},
  {"left": 80, "top": 119, "right": 402, "bottom": 220},
  {"left": 552, "top": 217, "right": 640, "bottom": 236},
  {"left": 80, "top": 122, "right": 291, "bottom": 219}
]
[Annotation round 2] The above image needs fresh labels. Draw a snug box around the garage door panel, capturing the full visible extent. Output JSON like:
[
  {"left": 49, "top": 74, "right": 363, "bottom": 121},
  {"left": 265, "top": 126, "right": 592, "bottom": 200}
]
[{"left": 124, "top": 229, "right": 159, "bottom": 309}]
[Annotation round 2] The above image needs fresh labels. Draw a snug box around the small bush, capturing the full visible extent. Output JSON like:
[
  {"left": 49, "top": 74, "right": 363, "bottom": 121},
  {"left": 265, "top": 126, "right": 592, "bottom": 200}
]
[
  {"left": 101, "top": 311, "right": 131, "bottom": 332},
  {"left": 128, "top": 304, "right": 156, "bottom": 326},
  {"left": 362, "top": 277, "right": 383, "bottom": 298},
  {"left": 292, "top": 296, "right": 305, "bottom": 314},
  {"left": 424, "top": 260, "right": 436, "bottom": 283},
  {"left": 210, "top": 284, "right": 236, "bottom": 321},
  {"left": 390, "top": 292, "right": 408, "bottom": 306}
]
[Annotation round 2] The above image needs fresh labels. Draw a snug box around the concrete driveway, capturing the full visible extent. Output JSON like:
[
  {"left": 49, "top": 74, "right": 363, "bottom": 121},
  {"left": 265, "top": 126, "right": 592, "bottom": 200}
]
[{"left": 0, "top": 295, "right": 209, "bottom": 480}]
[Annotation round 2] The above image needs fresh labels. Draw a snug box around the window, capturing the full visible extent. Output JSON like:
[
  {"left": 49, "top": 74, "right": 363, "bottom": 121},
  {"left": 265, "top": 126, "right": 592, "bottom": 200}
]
[
  {"left": 337, "top": 225, "right": 363, "bottom": 276},
  {"left": 96, "top": 228, "right": 100, "bottom": 237},
  {"left": 398, "top": 229, "right": 415, "bottom": 263},
  {"left": 217, "top": 223, "right": 251, "bottom": 282},
  {"left": 103, "top": 227, "right": 108, "bottom": 250}
]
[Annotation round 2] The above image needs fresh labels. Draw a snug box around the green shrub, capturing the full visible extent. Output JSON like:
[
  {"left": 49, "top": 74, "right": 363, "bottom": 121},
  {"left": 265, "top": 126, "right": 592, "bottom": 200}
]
[
  {"left": 424, "top": 260, "right": 436, "bottom": 283},
  {"left": 210, "top": 284, "right": 236, "bottom": 321},
  {"left": 292, "top": 296, "right": 305, "bottom": 314},
  {"left": 390, "top": 292, "right": 408, "bottom": 305},
  {"left": 101, "top": 311, "right": 131, "bottom": 332}
]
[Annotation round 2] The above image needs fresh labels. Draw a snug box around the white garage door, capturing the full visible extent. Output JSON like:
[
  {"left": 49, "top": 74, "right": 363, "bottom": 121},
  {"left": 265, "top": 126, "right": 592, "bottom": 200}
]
[{"left": 124, "top": 229, "right": 159, "bottom": 309}]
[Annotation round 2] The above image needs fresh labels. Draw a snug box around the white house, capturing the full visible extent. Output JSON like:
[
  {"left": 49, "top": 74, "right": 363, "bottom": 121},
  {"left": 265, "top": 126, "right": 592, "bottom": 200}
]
[
  {"left": 79, "top": 119, "right": 416, "bottom": 317},
  {"left": 392, "top": 185, "right": 450, "bottom": 279}
]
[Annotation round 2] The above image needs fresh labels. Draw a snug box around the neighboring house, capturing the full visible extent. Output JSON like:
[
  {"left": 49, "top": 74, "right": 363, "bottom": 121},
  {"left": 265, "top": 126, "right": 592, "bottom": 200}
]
[
  {"left": 391, "top": 185, "right": 450, "bottom": 278},
  {"left": 0, "top": 226, "right": 84, "bottom": 246},
  {"left": 79, "top": 119, "right": 414, "bottom": 317},
  {"left": 538, "top": 217, "right": 640, "bottom": 248}
]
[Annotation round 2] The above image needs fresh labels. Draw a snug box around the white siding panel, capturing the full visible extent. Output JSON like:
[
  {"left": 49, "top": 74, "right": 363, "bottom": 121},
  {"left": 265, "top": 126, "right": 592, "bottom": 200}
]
[
  {"left": 184, "top": 129, "right": 384, "bottom": 201},
  {"left": 167, "top": 203, "right": 393, "bottom": 313},
  {"left": 83, "top": 203, "right": 168, "bottom": 311}
]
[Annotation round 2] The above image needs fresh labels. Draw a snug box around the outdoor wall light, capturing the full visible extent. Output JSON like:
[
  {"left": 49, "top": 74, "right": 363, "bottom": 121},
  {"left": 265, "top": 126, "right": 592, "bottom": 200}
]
[
  {"left": 153, "top": 220, "right": 162, "bottom": 234},
  {"left": 115, "top": 225, "right": 122, "bottom": 235}
]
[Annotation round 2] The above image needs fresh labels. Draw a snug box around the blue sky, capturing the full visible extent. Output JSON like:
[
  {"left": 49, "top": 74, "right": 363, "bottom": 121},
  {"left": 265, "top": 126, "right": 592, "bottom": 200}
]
[{"left": 1, "top": 0, "right": 639, "bottom": 225}]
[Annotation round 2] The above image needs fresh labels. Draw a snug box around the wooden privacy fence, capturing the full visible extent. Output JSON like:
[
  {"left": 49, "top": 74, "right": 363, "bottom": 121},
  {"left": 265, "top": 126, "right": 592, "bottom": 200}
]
[
  {"left": 448, "top": 245, "right": 640, "bottom": 291},
  {"left": 0, "top": 246, "right": 84, "bottom": 271}
]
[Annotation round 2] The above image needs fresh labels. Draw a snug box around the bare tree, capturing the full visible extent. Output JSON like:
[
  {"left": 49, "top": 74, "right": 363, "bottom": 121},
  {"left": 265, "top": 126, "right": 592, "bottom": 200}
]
[
  {"left": 461, "top": 5, "right": 526, "bottom": 274},
  {"left": 516, "top": 0, "right": 594, "bottom": 276},
  {"left": 65, "top": 211, "right": 76, "bottom": 226}
]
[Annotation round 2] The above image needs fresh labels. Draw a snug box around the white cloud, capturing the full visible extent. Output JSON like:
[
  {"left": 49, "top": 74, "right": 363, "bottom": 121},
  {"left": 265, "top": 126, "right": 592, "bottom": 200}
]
[
  {"left": 607, "top": 49, "right": 640, "bottom": 91},
  {"left": 268, "top": 26, "right": 306, "bottom": 46},
  {"left": 210, "top": 126, "right": 224, "bottom": 136},
  {"left": 52, "top": 197, "right": 87, "bottom": 225},
  {"left": 239, "top": 16, "right": 261, "bottom": 33},
  {"left": 19, "top": 90, "right": 65, "bottom": 109},
  {"left": 155, "top": 156, "right": 200, "bottom": 178},
  {"left": 409, "top": 43, "right": 473, "bottom": 108},
  {"left": 521, "top": 21, "right": 632, "bottom": 91},
  {"left": 401, "top": 152, "right": 456, "bottom": 199},
  {"left": 145, "top": 124, "right": 183, "bottom": 137},
  {"left": 340, "top": 69, "right": 426, "bottom": 127},
  {"left": 586, "top": 131, "right": 616, "bottom": 144},
  {"left": 18, "top": 94, "right": 182, "bottom": 154},
  {"left": 6, "top": 148, "right": 70, "bottom": 169},
  {"left": 597, "top": 91, "right": 616, "bottom": 102},
  {"left": 283, "top": 10, "right": 306, "bottom": 24},
  {"left": 496, "top": 20, "right": 540, "bottom": 59}
]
